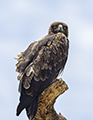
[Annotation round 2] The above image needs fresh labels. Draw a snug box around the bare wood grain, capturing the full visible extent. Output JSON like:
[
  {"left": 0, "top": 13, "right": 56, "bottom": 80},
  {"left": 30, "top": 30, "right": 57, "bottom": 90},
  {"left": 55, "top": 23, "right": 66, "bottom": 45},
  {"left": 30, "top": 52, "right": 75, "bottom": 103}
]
[{"left": 33, "top": 78, "right": 68, "bottom": 120}]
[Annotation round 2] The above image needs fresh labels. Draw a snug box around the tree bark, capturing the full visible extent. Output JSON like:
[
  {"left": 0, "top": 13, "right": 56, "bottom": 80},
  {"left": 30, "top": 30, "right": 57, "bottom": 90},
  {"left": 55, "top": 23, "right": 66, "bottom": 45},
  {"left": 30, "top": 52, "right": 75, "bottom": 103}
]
[{"left": 34, "top": 78, "right": 68, "bottom": 120}]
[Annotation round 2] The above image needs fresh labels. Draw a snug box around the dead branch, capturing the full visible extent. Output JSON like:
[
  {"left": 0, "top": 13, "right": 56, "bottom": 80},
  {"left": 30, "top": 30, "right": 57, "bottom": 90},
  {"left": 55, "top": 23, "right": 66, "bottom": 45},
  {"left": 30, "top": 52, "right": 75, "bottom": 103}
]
[{"left": 34, "top": 78, "right": 68, "bottom": 120}]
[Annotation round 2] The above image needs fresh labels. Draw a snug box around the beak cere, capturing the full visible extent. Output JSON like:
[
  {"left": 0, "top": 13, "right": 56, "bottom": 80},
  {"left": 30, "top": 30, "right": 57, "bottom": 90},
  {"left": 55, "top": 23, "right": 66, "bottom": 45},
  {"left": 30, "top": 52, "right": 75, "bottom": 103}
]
[{"left": 58, "top": 24, "right": 63, "bottom": 31}]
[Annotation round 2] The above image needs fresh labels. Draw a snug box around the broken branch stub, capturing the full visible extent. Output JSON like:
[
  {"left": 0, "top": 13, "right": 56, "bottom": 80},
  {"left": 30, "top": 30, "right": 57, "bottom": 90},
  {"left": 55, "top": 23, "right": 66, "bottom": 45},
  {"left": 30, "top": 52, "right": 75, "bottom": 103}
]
[{"left": 33, "top": 78, "right": 68, "bottom": 120}]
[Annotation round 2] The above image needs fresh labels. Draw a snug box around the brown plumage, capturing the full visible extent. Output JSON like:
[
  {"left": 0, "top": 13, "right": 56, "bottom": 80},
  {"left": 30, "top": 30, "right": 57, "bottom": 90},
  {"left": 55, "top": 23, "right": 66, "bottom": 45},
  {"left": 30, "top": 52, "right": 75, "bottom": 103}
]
[{"left": 16, "top": 22, "right": 69, "bottom": 120}]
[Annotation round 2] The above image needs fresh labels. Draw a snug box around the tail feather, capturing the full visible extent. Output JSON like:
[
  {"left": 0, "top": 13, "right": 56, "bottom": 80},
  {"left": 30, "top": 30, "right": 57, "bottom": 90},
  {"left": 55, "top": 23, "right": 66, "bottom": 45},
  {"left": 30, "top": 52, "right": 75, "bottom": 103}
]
[
  {"left": 16, "top": 95, "right": 36, "bottom": 116},
  {"left": 26, "top": 95, "right": 39, "bottom": 120}
]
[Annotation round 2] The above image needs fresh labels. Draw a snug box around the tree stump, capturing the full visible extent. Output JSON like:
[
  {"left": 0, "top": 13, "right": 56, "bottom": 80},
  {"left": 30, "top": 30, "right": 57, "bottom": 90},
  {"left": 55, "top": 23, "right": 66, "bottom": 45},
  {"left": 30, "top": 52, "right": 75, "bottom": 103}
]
[{"left": 33, "top": 78, "right": 68, "bottom": 120}]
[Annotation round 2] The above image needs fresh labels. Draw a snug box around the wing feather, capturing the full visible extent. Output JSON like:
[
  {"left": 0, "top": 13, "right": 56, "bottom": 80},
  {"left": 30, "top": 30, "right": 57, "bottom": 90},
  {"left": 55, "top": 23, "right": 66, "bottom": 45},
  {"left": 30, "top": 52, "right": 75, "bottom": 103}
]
[
  {"left": 16, "top": 34, "right": 56, "bottom": 74},
  {"left": 16, "top": 33, "right": 69, "bottom": 96}
]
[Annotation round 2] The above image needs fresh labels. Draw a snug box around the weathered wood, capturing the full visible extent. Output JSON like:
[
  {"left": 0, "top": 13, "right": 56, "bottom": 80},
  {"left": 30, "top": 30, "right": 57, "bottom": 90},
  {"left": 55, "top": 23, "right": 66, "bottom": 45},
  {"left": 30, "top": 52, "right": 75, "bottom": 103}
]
[{"left": 33, "top": 78, "right": 68, "bottom": 120}]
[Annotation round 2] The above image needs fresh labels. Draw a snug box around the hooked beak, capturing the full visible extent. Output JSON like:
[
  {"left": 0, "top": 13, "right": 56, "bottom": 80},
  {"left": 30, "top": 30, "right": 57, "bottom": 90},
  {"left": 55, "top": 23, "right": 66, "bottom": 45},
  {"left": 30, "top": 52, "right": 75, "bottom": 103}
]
[{"left": 58, "top": 24, "right": 63, "bottom": 31}]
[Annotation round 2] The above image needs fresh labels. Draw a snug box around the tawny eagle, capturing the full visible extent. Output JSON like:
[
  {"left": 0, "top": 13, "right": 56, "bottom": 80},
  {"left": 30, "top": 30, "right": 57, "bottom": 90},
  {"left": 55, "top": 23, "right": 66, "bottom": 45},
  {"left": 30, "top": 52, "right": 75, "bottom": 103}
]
[{"left": 16, "top": 22, "right": 69, "bottom": 120}]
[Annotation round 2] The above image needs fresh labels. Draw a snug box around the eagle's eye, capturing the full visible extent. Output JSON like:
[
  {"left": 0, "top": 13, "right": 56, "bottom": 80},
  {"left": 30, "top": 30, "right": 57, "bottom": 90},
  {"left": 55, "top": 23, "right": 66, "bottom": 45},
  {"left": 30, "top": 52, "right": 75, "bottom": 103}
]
[
  {"left": 52, "top": 25, "right": 54, "bottom": 29},
  {"left": 63, "top": 26, "right": 67, "bottom": 31},
  {"left": 52, "top": 25, "right": 58, "bottom": 29}
]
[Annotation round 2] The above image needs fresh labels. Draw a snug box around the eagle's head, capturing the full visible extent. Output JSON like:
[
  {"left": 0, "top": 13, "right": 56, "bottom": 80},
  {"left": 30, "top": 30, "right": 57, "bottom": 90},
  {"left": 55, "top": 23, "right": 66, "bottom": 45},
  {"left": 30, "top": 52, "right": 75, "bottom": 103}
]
[{"left": 48, "top": 22, "right": 68, "bottom": 37}]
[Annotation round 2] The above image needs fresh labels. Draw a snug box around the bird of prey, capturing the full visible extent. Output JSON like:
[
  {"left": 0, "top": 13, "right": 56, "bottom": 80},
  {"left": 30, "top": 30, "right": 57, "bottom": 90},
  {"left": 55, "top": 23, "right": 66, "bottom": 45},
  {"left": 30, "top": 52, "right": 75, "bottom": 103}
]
[{"left": 15, "top": 22, "right": 69, "bottom": 120}]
